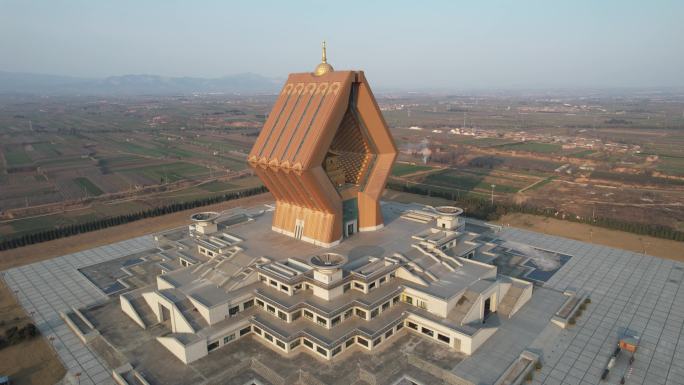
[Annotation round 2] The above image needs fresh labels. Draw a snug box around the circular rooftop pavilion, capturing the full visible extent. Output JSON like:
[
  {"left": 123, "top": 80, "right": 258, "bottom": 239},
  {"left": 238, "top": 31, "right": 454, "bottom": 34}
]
[
  {"left": 433, "top": 206, "right": 464, "bottom": 217},
  {"left": 190, "top": 212, "right": 220, "bottom": 222},
  {"left": 308, "top": 253, "right": 348, "bottom": 272}
]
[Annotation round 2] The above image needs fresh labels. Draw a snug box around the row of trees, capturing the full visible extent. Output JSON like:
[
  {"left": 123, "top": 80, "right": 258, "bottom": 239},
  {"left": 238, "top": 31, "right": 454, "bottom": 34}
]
[
  {"left": 3, "top": 180, "right": 682, "bottom": 252},
  {"left": 0, "top": 186, "right": 267, "bottom": 251},
  {"left": 386, "top": 181, "right": 684, "bottom": 242}
]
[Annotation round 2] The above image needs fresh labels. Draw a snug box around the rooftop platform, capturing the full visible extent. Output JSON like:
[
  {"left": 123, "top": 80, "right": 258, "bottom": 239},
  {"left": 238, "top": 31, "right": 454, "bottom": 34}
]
[{"left": 226, "top": 202, "right": 427, "bottom": 262}]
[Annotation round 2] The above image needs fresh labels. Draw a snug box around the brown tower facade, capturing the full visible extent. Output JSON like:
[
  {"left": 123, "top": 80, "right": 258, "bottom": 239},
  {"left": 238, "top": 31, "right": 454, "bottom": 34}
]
[{"left": 248, "top": 45, "right": 397, "bottom": 247}]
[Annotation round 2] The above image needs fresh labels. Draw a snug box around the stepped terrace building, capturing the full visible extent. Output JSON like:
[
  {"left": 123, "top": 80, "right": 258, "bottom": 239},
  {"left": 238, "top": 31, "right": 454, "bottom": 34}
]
[
  {"left": 114, "top": 48, "right": 538, "bottom": 380},
  {"left": 120, "top": 203, "right": 533, "bottom": 364}
]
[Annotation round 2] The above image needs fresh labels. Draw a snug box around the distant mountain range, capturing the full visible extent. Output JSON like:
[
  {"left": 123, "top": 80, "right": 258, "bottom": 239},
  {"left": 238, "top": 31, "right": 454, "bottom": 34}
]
[{"left": 0, "top": 71, "right": 282, "bottom": 95}]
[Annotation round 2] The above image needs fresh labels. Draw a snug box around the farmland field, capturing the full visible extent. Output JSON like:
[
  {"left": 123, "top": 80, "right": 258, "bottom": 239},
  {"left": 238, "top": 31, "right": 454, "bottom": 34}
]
[
  {"left": 655, "top": 156, "right": 684, "bottom": 176},
  {"left": 391, "top": 163, "right": 435, "bottom": 176},
  {"left": 420, "top": 168, "right": 539, "bottom": 194},
  {"left": 73, "top": 177, "right": 104, "bottom": 196},
  {"left": 32, "top": 142, "right": 62, "bottom": 157},
  {"left": 496, "top": 142, "right": 562, "bottom": 154},
  {"left": 461, "top": 137, "right": 514, "bottom": 147},
  {"left": 199, "top": 180, "right": 238, "bottom": 192},
  {"left": 0, "top": 175, "right": 261, "bottom": 237},
  {"left": 0, "top": 94, "right": 270, "bottom": 244},
  {"left": 6, "top": 211, "right": 101, "bottom": 236},
  {"left": 118, "top": 162, "right": 209, "bottom": 184},
  {"left": 568, "top": 149, "right": 596, "bottom": 158},
  {"left": 2, "top": 146, "right": 32, "bottom": 166},
  {"left": 1, "top": 91, "right": 684, "bottom": 246}
]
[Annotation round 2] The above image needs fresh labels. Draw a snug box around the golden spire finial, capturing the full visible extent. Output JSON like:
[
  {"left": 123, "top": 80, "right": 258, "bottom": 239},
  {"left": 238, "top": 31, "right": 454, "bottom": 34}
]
[
  {"left": 314, "top": 40, "right": 333, "bottom": 76},
  {"left": 321, "top": 41, "right": 327, "bottom": 63}
]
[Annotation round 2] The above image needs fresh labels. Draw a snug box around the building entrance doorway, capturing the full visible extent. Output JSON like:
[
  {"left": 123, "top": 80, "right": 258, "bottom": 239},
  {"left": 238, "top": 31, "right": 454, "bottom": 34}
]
[
  {"left": 160, "top": 305, "right": 171, "bottom": 322},
  {"left": 345, "top": 220, "right": 357, "bottom": 238},
  {"left": 342, "top": 199, "right": 358, "bottom": 238},
  {"left": 483, "top": 297, "right": 492, "bottom": 321},
  {"left": 294, "top": 220, "right": 304, "bottom": 240}
]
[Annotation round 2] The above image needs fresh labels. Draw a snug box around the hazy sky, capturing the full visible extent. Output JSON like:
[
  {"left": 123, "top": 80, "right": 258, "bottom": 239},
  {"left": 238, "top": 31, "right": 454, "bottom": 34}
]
[{"left": 1, "top": 0, "right": 683, "bottom": 89}]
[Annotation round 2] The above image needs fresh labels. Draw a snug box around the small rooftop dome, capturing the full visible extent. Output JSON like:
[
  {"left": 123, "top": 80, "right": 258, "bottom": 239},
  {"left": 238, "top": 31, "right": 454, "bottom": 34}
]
[
  {"left": 309, "top": 253, "right": 347, "bottom": 272},
  {"left": 313, "top": 41, "right": 334, "bottom": 76},
  {"left": 433, "top": 206, "right": 464, "bottom": 217},
  {"left": 191, "top": 212, "right": 220, "bottom": 222}
]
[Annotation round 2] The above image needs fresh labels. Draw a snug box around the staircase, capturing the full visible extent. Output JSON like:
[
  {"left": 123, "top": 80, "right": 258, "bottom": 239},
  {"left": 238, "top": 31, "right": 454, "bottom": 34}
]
[
  {"left": 498, "top": 285, "right": 524, "bottom": 318},
  {"left": 412, "top": 243, "right": 461, "bottom": 272},
  {"left": 447, "top": 290, "right": 479, "bottom": 325},
  {"left": 177, "top": 298, "right": 207, "bottom": 331},
  {"left": 129, "top": 296, "right": 159, "bottom": 327}
]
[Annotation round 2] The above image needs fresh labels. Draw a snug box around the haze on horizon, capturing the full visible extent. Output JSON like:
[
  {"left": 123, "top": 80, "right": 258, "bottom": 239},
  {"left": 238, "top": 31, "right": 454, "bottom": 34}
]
[{"left": 1, "top": 0, "right": 683, "bottom": 90}]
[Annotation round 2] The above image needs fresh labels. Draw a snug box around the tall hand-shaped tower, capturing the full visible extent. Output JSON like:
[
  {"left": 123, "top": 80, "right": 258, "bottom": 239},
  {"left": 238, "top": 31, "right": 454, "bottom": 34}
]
[{"left": 248, "top": 43, "right": 397, "bottom": 247}]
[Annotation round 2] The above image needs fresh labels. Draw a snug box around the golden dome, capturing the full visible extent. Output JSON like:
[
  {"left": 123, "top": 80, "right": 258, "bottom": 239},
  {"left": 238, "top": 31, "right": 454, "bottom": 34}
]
[{"left": 314, "top": 41, "right": 334, "bottom": 76}]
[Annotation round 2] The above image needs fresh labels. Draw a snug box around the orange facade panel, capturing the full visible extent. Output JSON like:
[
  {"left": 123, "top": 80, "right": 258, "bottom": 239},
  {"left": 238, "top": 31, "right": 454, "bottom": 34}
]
[{"left": 248, "top": 66, "right": 396, "bottom": 247}]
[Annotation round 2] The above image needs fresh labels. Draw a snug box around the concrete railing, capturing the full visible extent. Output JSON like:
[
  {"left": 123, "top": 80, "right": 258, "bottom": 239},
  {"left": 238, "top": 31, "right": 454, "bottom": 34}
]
[
  {"left": 60, "top": 310, "right": 99, "bottom": 344},
  {"left": 493, "top": 350, "right": 538, "bottom": 385},
  {"left": 72, "top": 307, "right": 95, "bottom": 329},
  {"left": 133, "top": 371, "right": 151, "bottom": 385},
  {"left": 112, "top": 363, "right": 152, "bottom": 385},
  {"left": 552, "top": 292, "right": 589, "bottom": 328},
  {"left": 111, "top": 364, "right": 131, "bottom": 385},
  {"left": 112, "top": 371, "right": 130, "bottom": 385}
]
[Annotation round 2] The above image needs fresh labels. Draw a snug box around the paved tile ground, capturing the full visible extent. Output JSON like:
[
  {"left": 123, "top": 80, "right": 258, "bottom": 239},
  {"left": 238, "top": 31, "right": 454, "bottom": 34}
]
[
  {"left": 1, "top": 235, "right": 154, "bottom": 385},
  {"left": 501, "top": 228, "right": 684, "bottom": 385}
]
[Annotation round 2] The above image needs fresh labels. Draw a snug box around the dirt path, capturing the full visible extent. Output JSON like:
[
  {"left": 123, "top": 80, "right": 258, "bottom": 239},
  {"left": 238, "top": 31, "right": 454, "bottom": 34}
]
[
  {"left": 0, "top": 192, "right": 273, "bottom": 271},
  {"left": 495, "top": 213, "right": 684, "bottom": 261},
  {"left": 518, "top": 176, "right": 551, "bottom": 193}
]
